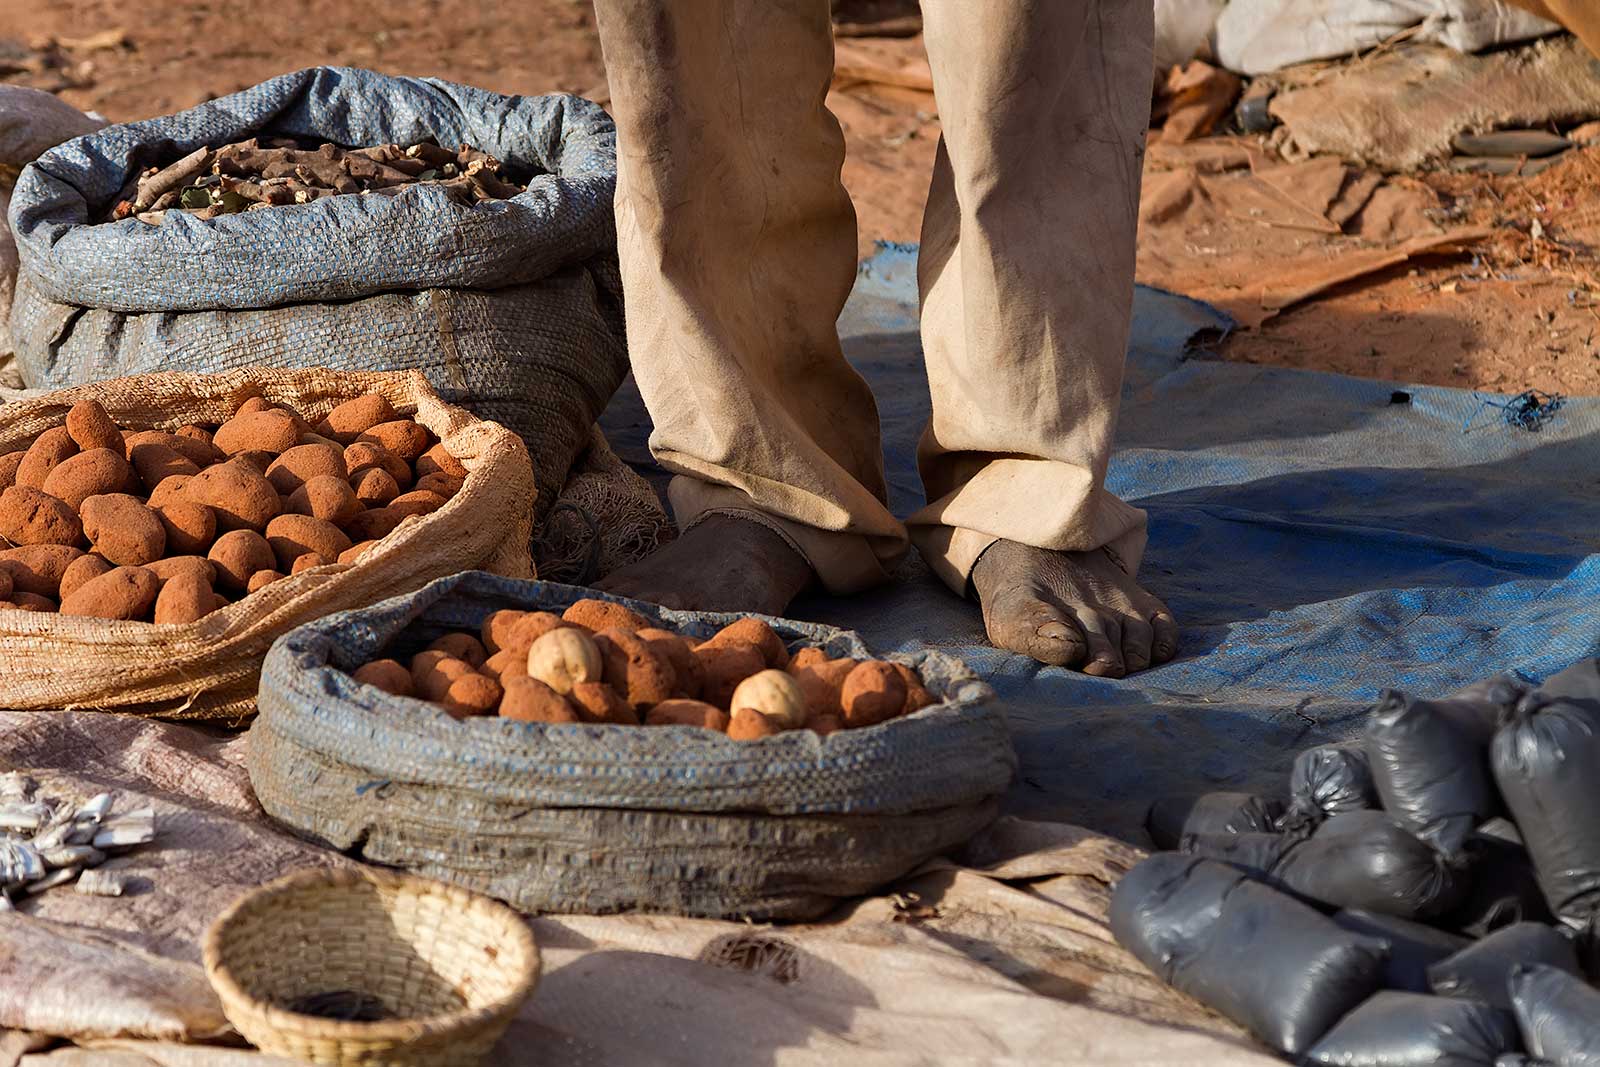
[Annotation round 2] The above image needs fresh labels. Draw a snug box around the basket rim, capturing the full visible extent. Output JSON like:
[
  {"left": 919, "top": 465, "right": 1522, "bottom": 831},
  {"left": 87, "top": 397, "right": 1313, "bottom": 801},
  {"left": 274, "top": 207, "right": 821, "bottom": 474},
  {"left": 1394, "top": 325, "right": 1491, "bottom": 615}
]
[{"left": 201, "top": 866, "right": 540, "bottom": 1044}]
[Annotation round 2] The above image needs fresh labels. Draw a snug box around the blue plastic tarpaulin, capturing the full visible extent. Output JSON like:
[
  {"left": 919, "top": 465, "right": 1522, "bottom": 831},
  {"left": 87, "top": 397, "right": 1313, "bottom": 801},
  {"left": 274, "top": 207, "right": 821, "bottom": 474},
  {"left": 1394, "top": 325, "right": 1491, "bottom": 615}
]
[{"left": 600, "top": 245, "right": 1600, "bottom": 841}]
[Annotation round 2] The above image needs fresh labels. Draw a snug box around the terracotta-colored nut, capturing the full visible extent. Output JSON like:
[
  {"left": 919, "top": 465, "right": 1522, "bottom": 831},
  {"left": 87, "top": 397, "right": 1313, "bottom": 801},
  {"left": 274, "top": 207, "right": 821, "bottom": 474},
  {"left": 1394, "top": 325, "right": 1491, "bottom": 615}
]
[
  {"left": 337, "top": 541, "right": 378, "bottom": 565},
  {"left": 0, "top": 545, "right": 84, "bottom": 597},
  {"left": 235, "top": 396, "right": 272, "bottom": 417},
  {"left": 264, "top": 514, "right": 352, "bottom": 571},
  {"left": 0, "top": 569, "right": 11, "bottom": 599},
  {"left": 481, "top": 647, "right": 529, "bottom": 684},
  {"left": 58, "top": 554, "right": 113, "bottom": 602},
  {"left": 352, "top": 659, "right": 413, "bottom": 697},
  {"left": 568, "top": 681, "right": 639, "bottom": 725},
  {"left": 155, "top": 500, "right": 217, "bottom": 557},
  {"left": 174, "top": 425, "right": 213, "bottom": 446},
  {"left": 636, "top": 628, "right": 705, "bottom": 699},
  {"left": 807, "top": 712, "right": 845, "bottom": 736},
  {"left": 184, "top": 461, "right": 282, "bottom": 531},
  {"left": 0, "top": 452, "right": 25, "bottom": 491},
  {"left": 265, "top": 443, "right": 349, "bottom": 495},
  {"left": 789, "top": 647, "right": 828, "bottom": 672},
  {"left": 356, "top": 420, "right": 431, "bottom": 462},
  {"left": 41, "top": 448, "right": 134, "bottom": 509},
  {"left": 59, "top": 565, "right": 159, "bottom": 620},
  {"left": 441, "top": 673, "right": 503, "bottom": 719},
  {"left": 153, "top": 572, "right": 217, "bottom": 625},
  {"left": 291, "top": 552, "right": 330, "bottom": 575},
  {"left": 146, "top": 474, "right": 192, "bottom": 510},
  {"left": 124, "top": 430, "right": 222, "bottom": 470},
  {"left": 15, "top": 427, "right": 79, "bottom": 489},
  {"left": 789, "top": 657, "right": 858, "bottom": 718},
  {"left": 229, "top": 450, "right": 276, "bottom": 474},
  {"left": 562, "top": 598, "right": 653, "bottom": 634},
  {"left": 316, "top": 394, "right": 398, "bottom": 444},
  {"left": 411, "top": 651, "right": 478, "bottom": 702},
  {"left": 80, "top": 494, "right": 166, "bottom": 566},
  {"left": 427, "top": 632, "right": 487, "bottom": 668},
  {"left": 287, "top": 475, "right": 361, "bottom": 525},
  {"left": 145, "top": 555, "right": 217, "bottom": 588},
  {"left": 645, "top": 699, "right": 730, "bottom": 732},
  {"left": 213, "top": 411, "right": 299, "bottom": 457},
  {"left": 0, "top": 487, "right": 82, "bottom": 547},
  {"left": 128, "top": 441, "right": 199, "bottom": 492},
  {"left": 343, "top": 442, "right": 413, "bottom": 491},
  {"left": 695, "top": 642, "right": 767, "bottom": 709},
  {"left": 705, "top": 617, "right": 790, "bottom": 669},
  {"left": 480, "top": 609, "right": 527, "bottom": 655},
  {"left": 207, "top": 529, "right": 276, "bottom": 591},
  {"left": 9, "top": 592, "right": 58, "bottom": 613},
  {"left": 500, "top": 676, "right": 580, "bottom": 723},
  {"left": 414, "top": 472, "right": 464, "bottom": 499},
  {"left": 246, "top": 569, "right": 284, "bottom": 593},
  {"left": 526, "top": 628, "right": 603, "bottom": 695},
  {"left": 593, "top": 629, "right": 677, "bottom": 710},
  {"left": 840, "top": 661, "right": 907, "bottom": 729},
  {"left": 728, "top": 707, "right": 784, "bottom": 741},
  {"left": 387, "top": 490, "right": 448, "bottom": 518},
  {"left": 729, "top": 669, "right": 807, "bottom": 729},
  {"left": 343, "top": 507, "right": 403, "bottom": 542},
  {"left": 891, "top": 662, "right": 936, "bottom": 714},
  {"left": 498, "top": 612, "right": 569, "bottom": 657},
  {"left": 350, "top": 467, "right": 401, "bottom": 507},
  {"left": 65, "top": 400, "right": 123, "bottom": 453},
  {"left": 415, "top": 442, "right": 467, "bottom": 481}
]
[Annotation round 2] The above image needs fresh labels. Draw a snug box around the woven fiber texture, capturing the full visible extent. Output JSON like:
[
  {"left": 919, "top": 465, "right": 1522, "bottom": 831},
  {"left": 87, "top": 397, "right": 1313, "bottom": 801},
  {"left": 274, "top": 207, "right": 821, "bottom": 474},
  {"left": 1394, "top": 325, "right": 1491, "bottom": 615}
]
[
  {"left": 204, "top": 867, "right": 538, "bottom": 1067},
  {"left": 0, "top": 368, "right": 534, "bottom": 720},
  {"left": 534, "top": 427, "right": 673, "bottom": 584},
  {"left": 249, "top": 572, "right": 1016, "bottom": 920},
  {"left": 7, "top": 67, "right": 628, "bottom": 519}
]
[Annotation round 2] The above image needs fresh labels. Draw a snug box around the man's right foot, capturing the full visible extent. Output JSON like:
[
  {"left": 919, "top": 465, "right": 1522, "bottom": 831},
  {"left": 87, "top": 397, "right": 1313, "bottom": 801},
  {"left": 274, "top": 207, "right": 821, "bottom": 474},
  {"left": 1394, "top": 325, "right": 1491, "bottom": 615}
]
[{"left": 594, "top": 514, "right": 815, "bottom": 616}]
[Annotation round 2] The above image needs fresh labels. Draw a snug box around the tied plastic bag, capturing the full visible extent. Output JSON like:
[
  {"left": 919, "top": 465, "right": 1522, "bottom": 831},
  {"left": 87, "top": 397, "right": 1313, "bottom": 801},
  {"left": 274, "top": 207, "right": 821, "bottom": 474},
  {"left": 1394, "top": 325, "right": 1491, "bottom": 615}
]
[
  {"left": 1442, "top": 834, "right": 1558, "bottom": 939},
  {"left": 1183, "top": 811, "right": 1463, "bottom": 920},
  {"left": 1508, "top": 963, "right": 1600, "bottom": 1065},
  {"left": 1110, "top": 854, "right": 1387, "bottom": 1055},
  {"left": 1286, "top": 742, "right": 1378, "bottom": 828},
  {"left": 1334, "top": 910, "right": 1470, "bottom": 993},
  {"left": 1491, "top": 695, "right": 1600, "bottom": 924},
  {"left": 1146, "top": 792, "right": 1285, "bottom": 850},
  {"left": 1429, "top": 923, "right": 1581, "bottom": 1010},
  {"left": 1303, "top": 991, "right": 1520, "bottom": 1067},
  {"left": 1366, "top": 687, "right": 1509, "bottom": 857},
  {"left": 1529, "top": 659, "right": 1600, "bottom": 708}
]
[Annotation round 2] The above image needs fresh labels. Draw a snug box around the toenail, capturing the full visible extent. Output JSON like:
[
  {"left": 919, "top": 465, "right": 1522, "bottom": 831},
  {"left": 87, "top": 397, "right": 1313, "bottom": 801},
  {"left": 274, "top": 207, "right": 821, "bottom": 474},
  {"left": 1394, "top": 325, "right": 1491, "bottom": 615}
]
[{"left": 1037, "top": 621, "right": 1074, "bottom": 640}]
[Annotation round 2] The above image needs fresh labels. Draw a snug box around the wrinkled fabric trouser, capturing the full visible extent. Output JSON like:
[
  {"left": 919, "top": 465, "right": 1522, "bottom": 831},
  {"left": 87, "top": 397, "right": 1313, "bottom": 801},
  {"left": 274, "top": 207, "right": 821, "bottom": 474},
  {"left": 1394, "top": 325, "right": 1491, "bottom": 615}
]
[
  {"left": 1506, "top": 0, "right": 1600, "bottom": 56},
  {"left": 592, "top": 0, "right": 1153, "bottom": 596}
]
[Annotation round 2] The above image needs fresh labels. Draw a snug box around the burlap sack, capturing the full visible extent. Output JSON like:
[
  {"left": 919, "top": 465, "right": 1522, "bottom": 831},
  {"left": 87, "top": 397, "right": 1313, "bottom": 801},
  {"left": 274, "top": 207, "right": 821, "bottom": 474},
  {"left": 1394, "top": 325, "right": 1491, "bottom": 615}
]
[{"left": 0, "top": 367, "right": 534, "bottom": 719}]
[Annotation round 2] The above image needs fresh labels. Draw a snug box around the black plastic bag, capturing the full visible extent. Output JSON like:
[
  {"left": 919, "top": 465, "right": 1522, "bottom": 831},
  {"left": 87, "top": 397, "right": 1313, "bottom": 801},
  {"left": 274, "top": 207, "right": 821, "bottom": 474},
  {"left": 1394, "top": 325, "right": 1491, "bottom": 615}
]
[
  {"left": 1334, "top": 910, "right": 1470, "bottom": 993},
  {"left": 1508, "top": 963, "right": 1600, "bottom": 1065},
  {"left": 1429, "top": 923, "right": 1580, "bottom": 1010},
  {"left": 1491, "top": 695, "right": 1600, "bottom": 924},
  {"left": 1145, "top": 792, "right": 1285, "bottom": 851},
  {"left": 1529, "top": 659, "right": 1600, "bottom": 709},
  {"left": 1366, "top": 689, "right": 1507, "bottom": 858},
  {"left": 1304, "top": 991, "right": 1520, "bottom": 1067},
  {"left": 1287, "top": 742, "right": 1378, "bottom": 827},
  {"left": 1184, "top": 811, "right": 1463, "bottom": 920},
  {"left": 1442, "top": 834, "right": 1557, "bottom": 939},
  {"left": 1110, "top": 853, "right": 1387, "bottom": 1055}
]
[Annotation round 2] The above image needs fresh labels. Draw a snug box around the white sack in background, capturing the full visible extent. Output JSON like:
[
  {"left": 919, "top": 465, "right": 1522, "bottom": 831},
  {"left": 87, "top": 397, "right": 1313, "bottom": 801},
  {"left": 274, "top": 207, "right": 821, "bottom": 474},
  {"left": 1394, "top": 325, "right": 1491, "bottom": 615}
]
[{"left": 1155, "top": 0, "right": 1228, "bottom": 69}]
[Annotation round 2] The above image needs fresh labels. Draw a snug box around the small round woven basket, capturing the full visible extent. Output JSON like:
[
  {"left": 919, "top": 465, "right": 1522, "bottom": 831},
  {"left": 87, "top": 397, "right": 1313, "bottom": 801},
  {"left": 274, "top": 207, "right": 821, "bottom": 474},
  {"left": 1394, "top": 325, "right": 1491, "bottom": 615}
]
[{"left": 203, "top": 867, "right": 539, "bottom": 1067}]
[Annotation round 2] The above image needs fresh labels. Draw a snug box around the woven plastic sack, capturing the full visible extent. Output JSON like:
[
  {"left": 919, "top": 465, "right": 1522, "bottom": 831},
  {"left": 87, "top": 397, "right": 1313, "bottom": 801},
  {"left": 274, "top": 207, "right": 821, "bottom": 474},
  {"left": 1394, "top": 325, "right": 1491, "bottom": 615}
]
[
  {"left": 7, "top": 67, "right": 626, "bottom": 520},
  {"left": 0, "top": 368, "right": 533, "bottom": 719},
  {"left": 248, "top": 573, "right": 1016, "bottom": 921}
]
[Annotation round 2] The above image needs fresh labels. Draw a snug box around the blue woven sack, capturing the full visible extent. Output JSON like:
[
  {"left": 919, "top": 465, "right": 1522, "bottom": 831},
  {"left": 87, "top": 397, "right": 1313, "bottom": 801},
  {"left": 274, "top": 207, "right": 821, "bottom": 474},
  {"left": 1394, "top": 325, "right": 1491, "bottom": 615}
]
[
  {"left": 249, "top": 572, "right": 1017, "bottom": 920},
  {"left": 7, "top": 67, "right": 627, "bottom": 517}
]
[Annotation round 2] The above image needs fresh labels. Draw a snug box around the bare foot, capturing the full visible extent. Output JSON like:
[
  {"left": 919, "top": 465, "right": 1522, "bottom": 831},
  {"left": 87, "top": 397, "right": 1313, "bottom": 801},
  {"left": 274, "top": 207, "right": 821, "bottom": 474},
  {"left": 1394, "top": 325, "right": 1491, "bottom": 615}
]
[
  {"left": 971, "top": 539, "right": 1178, "bottom": 677},
  {"left": 595, "top": 514, "right": 814, "bottom": 615}
]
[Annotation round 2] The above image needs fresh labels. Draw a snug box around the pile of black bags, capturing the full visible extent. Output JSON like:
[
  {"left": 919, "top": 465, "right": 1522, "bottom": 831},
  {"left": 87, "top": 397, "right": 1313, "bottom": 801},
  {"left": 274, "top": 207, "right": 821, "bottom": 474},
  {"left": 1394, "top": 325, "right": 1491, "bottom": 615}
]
[{"left": 1114, "top": 660, "right": 1600, "bottom": 1065}]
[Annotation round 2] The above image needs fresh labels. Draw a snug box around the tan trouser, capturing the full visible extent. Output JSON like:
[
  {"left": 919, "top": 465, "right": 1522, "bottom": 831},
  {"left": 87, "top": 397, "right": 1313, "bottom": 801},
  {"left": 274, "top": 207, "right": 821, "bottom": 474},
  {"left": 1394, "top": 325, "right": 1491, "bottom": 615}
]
[
  {"left": 593, "top": 0, "right": 1153, "bottom": 596},
  {"left": 1505, "top": 0, "right": 1600, "bottom": 56}
]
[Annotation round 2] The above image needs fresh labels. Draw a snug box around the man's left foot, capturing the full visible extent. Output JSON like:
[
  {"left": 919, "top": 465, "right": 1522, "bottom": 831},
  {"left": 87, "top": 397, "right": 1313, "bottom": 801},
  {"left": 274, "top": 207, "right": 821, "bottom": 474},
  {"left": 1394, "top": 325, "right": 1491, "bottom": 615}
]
[{"left": 970, "top": 539, "right": 1178, "bottom": 677}]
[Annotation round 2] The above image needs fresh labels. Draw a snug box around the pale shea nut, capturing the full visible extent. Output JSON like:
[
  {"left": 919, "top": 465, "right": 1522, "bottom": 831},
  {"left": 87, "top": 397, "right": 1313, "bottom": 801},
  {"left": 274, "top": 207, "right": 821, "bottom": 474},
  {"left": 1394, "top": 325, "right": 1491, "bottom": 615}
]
[
  {"left": 208, "top": 529, "right": 276, "bottom": 591},
  {"left": 64, "top": 400, "right": 123, "bottom": 453},
  {"left": 41, "top": 448, "right": 133, "bottom": 509},
  {"left": 316, "top": 394, "right": 398, "bottom": 444},
  {"left": 0, "top": 486, "right": 82, "bottom": 547},
  {"left": 840, "top": 661, "right": 907, "bottom": 729},
  {"left": 184, "top": 461, "right": 282, "bottom": 531},
  {"left": 500, "top": 676, "right": 580, "bottom": 723},
  {"left": 287, "top": 475, "right": 361, "bottom": 525},
  {"left": 730, "top": 669, "right": 807, "bottom": 730},
  {"left": 352, "top": 659, "right": 413, "bottom": 697},
  {"left": 645, "top": 699, "right": 730, "bottom": 732},
  {"left": 59, "top": 566, "right": 159, "bottom": 620},
  {"left": 15, "top": 427, "right": 79, "bottom": 489},
  {"left": 526, "top": 628, "right": 603, "bottom": 695},
  {"left": 80, "top": 494, "right": 166, "bottom": 566},
  {"left": 265, "top": 442, "right": 348, "bottom": 495}
]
